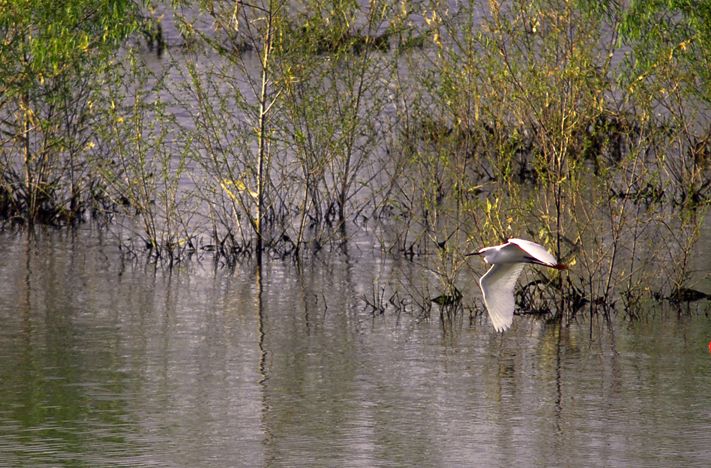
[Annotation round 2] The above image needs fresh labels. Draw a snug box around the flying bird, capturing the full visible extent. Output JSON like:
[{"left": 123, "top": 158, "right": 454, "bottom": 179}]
[{"left": 469, "top": 238, "right": 567, "bottom": 332}]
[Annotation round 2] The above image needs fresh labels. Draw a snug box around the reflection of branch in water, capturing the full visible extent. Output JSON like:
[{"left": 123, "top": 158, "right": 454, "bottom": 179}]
[{"left": 256, "top": 263, "right": 268, "bottom": 387}]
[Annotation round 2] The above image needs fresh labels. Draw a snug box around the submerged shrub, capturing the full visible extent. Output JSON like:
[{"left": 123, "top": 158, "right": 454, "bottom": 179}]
[
  {"left": 0, "top": 0, "right": 707, "bottom": 322},
  {"left": 0, "top": 0, "right": 143, "bottom": 224}
]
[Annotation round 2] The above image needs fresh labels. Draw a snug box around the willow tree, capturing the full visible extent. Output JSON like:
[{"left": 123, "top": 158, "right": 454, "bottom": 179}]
[
  {"left": 173, "top": 0, "right": 286, "bottom": 260},
  {"left": 0, "top": 0, "right": 142, "bottom": 224},
  {"left": 394, "top": 0, "right": 708, "bottom": 318}
]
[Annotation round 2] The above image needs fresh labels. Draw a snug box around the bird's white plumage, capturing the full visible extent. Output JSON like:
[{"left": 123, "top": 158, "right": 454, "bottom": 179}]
[
  {"left": 473, "top": 238, "right": 565, "bottom": 332},
  {"left": 479, "top": 263, "right": 526, "bottom": 332},
  {"left": 507, "top": 238, "right": 557, "bottom": 266}
]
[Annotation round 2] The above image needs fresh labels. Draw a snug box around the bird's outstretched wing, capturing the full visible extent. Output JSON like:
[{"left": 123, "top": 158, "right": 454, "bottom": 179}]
[
  {"left": 479, "top": 263, "right": 526, "bottom": 332},
  {"left": 508, "top": 238, "right": 557, "bottom": 267}
]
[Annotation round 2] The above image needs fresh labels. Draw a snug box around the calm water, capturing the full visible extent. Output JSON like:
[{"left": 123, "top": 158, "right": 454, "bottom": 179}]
[{"left": 0, "top": 228, "right": 710, "bottom": 467}]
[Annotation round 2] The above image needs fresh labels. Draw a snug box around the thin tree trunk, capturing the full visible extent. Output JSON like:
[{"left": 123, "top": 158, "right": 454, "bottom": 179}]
[
  {"left": 256, "top": 2, "right": 275, "bottom": 264},
  {"left": 21, "top": 92, "right": 34, "bottom": 225}
]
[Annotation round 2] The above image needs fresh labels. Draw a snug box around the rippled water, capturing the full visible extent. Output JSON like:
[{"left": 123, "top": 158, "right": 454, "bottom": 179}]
[{"left": 0, "top": 228, "right": 710, "bottom": 467}]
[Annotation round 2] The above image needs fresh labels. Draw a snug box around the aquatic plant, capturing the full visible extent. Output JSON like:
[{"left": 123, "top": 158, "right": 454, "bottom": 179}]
[
  {"left": 0, "top": 0, "right": 143, "bottom": 224},
  {"left": 0, "top": 0, "right": 707, "bottom": 322}
]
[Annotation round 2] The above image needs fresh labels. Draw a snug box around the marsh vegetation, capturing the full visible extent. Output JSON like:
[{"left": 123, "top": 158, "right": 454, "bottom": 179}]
[{"left": 1, "top": 0, "right": 709, "bottom": 321}]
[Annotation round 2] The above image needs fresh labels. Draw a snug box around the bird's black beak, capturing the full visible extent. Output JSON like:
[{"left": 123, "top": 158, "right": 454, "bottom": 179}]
[{"left": 465, "top": 251, "right": 482, "bottom": 257}]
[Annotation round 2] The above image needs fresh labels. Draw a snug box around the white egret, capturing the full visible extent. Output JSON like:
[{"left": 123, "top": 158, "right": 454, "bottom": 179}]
[{"left": 469, "top": 238, "right": 567, "bottom": 332}]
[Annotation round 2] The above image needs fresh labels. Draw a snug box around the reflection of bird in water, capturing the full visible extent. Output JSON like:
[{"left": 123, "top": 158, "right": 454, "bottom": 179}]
[{"left": 469, "top": 238, "right": 567, "bottom": 332}]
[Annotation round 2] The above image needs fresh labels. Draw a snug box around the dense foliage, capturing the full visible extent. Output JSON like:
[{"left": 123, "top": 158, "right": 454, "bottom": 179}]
[
  {"left": 0, "top": 0, "right": 708, "bottom": 317},
  {"left": 0, "top": 0, "right": 142, "bottom": 223}
]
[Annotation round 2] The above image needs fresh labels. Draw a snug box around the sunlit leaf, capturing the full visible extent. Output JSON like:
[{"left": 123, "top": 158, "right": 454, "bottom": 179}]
[{"left": 221, "top": 179, "right": 258, "bottom": 200}]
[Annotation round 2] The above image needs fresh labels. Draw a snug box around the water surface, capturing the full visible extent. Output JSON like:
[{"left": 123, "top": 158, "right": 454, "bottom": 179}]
[{"left": 0, "top": 228, "right": 710, "bottom": 467}]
